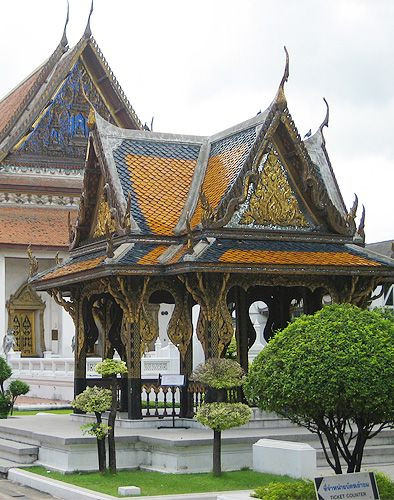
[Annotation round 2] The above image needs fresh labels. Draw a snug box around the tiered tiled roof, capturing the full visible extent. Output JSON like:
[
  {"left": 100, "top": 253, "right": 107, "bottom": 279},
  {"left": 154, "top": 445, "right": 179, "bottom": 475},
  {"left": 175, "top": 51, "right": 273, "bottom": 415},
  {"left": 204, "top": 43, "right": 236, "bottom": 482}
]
[
  {"left": 94, "top": 111, "right": 272, "bottom": 237},
  {"left": 35, "top": 238, "right": 392, "bottom": 285},
  {"left": 29, "top": 55, "right": 394, "bottom": 288},
  {"left": 114, "top": 139, "right": 201, "bottom": 235},
  {"left": 0, "top": 24, "right": 143, "bottom": 250}
]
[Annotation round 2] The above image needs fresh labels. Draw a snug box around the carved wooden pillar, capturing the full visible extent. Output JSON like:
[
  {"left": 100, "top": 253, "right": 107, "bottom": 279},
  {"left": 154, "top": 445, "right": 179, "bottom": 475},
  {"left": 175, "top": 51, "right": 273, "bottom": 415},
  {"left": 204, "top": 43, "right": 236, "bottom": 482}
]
[
  {"left": 74, "top": 298, "right": 87, "bottom": 401},
  {"left": 164, "top": 286, "right": 194, "bottom": 418},
  {"left": 179, "top": 273, "right": 233, "bottom": 360},
  {"left": 121, "top": 321, "right": 142, "bottom": 420},
  {"left": 302, "top": 288, "right": 324, "bottom": 315},
  {"left": 105, "top": 276, "right": 151, "bottom": 420},
  {"left": 49, "top": 288, "right": 84, "bottom": 400},
  {"left": 179, "top": 338, "right": 193, "bottom": 418},
  {"left": 234, "top": 287, "right": 249, "bottom": 374},
  {"left": 333, "top": 276, "right": 378, "bottom": 309}
]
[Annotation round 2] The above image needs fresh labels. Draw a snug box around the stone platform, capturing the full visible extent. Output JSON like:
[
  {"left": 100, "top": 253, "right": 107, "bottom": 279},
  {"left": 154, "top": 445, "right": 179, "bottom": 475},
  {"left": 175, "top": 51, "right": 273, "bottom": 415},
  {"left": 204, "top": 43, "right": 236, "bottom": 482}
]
[{"left": 0, "top": 413, "right": 393, "bottom": 475}]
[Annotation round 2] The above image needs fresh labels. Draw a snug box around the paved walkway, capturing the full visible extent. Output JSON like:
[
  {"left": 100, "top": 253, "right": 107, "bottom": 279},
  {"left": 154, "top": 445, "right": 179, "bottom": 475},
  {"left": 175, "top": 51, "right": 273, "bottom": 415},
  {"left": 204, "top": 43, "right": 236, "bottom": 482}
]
[{"left": 0, "top": 477, "right": 53, "bottom": 499}]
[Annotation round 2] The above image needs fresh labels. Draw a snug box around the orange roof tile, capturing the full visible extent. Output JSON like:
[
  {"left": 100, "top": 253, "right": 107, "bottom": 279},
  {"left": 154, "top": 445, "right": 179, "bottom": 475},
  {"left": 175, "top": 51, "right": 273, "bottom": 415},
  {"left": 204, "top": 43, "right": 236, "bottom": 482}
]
[
  {"left": 125, "top": 154, "right": 196, "bottom": 235},
  {"left": 0, "top": 66, "right": 44, "bottom": 136},
  {"left": 137, "top": 245, "right": 168, "bottom": 265},
  {"left": 192, "top": 143, "right": 253, "bottom": 227},
  {"left": 41, "top": 255, "right": 106, "bottom": 281},
  {"left": 0, "top": 206, "right": 77, "bottom": 247},
  {"left": 218, "top": 250, "right": 381, "bottom": 267}
]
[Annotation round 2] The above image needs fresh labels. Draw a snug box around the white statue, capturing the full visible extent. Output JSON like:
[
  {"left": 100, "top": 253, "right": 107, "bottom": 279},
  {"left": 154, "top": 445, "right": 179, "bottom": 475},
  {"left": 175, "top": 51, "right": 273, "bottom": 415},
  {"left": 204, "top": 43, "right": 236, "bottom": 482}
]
[{"left": 3, "top": 328, "right": 16, "bottom": 355}]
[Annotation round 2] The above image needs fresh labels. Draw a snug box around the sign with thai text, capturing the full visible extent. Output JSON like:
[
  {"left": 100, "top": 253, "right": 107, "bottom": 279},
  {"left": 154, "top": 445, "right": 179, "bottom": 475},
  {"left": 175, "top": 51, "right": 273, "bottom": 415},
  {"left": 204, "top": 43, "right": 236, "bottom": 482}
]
[
  {"left": 314, "top": 472, "right": 379, "bottom": 500},
  {"left": 160, "top": 374, "right": 185, "bottom": 387}
]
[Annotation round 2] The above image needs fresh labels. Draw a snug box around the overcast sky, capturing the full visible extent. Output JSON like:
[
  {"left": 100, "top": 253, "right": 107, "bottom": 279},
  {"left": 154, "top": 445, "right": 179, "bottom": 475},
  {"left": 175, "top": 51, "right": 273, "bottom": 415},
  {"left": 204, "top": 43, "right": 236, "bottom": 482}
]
[{"left": 0, "top": 0, "right": 393, "bottom": 244}]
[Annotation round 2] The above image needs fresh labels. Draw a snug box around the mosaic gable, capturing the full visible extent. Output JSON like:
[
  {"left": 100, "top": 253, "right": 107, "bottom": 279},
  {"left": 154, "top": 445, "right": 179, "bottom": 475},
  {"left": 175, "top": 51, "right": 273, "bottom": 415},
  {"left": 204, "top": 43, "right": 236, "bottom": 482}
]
[
  {"left": 17, "top": 61, "right": 112, "bottom": 160},
  {"left": 229, "top": 145, "right": 312, "bottom": 230}
]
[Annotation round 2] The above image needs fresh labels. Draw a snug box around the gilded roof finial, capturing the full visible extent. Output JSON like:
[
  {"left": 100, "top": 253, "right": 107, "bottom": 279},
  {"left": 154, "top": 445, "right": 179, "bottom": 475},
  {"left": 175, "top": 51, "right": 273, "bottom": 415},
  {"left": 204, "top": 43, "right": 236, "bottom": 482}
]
[
  {"left": 185, "top": 211, "right": 194, "bottom": 252},
  {"left": 357, "top": 205, "right": 366, "bottom": 242},
  {"left": 347, "top": 194, "right": 358, "bottom": 224},
  {"left": 27, "top": 244, "right": 39, "bottom": 278},
  {"left": 319, "top": 97, "right": 330, "bottom": 145},
  {"left": 55, "top": 252, "right": 62, "bottom": 266},
  {"left": 273, "top": 46, "right": 289, "bottom": 109},
  {"left": 105, "top": 222, "right": 115, "bottom": 258},
  {"left": 60, "top": 0, "right": 70, "bottom": 49},
  {"left": 320, "top": 98, "right": 329, "bottom": 132},
  {"left": 83, "top": 0, "right": 94, "bottom": 39}
]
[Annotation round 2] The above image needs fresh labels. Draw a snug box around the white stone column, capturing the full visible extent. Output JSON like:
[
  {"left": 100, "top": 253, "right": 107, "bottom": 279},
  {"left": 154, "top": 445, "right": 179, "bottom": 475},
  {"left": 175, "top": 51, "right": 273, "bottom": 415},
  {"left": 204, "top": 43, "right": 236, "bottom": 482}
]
[{"left": 0, "top": 254, "right": 6, "bottom": 355}]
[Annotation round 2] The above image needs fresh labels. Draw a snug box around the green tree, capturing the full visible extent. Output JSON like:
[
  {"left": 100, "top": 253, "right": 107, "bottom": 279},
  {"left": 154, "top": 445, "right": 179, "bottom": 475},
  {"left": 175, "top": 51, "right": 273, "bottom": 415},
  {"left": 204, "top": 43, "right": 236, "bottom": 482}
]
[
  {"left": 0, "top": 357, "right": 29, "bottom": 418},
  {"left": 8, "top": 380, "right": 29, "bottom": 415},
  {"left": 72, "top": 386, "right": 112, "bottom": 473},
  {"left": 244, "top": 304, "right": 394, "bottom": 474},
  {"left": 194, "top": 358, "right": 252, "bottom": 475},
  {"left": 95, "top": 359, "right": 127, "bottom": 474},
  {"left": 0, "top": 357, "right": 12, "bottom": 395}
]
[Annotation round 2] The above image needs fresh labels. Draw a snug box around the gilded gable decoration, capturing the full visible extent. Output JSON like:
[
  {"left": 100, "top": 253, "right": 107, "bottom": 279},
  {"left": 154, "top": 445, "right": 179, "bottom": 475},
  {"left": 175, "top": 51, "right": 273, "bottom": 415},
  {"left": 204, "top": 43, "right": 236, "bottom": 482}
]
[
  {"left": 236, "top": 148, "right": 309, "bottom": 229},
  {"left": 93, "top": 193, "right": 117, "bottom": 238}
]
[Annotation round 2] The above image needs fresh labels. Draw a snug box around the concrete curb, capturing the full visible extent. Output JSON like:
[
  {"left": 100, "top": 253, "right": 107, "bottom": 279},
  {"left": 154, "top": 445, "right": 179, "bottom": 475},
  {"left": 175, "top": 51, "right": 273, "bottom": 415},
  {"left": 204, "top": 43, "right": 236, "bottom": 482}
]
[
  {"left": 7, "top": 468, "right": 252, "bottom": 500},
  {"left": 14, "top": 404, "right": 72, "bottom": 411},
  {"left": 8, "top": 469, "right": 117, "bottom": 500}
]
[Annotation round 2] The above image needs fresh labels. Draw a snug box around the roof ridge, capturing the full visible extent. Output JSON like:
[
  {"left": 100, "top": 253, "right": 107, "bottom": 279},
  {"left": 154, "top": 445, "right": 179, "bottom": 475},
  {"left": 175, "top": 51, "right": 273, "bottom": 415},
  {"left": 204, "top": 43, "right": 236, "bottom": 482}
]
[
  {"left": 0, "top": 41, "right": 68, "bottom": 145},
  {"left": 0, "top": 38, "right": 88, "bottom": 161}
]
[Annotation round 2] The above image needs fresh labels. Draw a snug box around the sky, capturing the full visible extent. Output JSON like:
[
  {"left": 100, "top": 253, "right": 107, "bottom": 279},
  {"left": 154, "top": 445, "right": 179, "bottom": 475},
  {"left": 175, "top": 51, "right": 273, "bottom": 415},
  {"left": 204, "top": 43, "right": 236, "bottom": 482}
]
[{"left": 0, "top": 0, "right": 393, "bottom": 244}]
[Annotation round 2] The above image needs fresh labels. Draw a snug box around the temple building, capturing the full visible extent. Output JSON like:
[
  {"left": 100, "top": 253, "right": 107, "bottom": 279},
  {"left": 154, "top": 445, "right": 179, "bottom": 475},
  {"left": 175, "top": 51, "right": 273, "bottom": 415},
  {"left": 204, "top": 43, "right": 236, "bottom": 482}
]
[
  {"left": 30, "top": 45, "right": 394, "bottom": 417},
  {"left": 0, "top": 11, "right": 142, "bottom": 395},
  {"left": 1, "top": 8, "right": 393, "bottom": 410}
]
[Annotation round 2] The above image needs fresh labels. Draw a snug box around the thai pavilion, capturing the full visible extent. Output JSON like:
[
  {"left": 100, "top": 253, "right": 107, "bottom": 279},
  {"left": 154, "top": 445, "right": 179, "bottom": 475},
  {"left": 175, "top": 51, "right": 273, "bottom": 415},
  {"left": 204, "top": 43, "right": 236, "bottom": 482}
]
[{"left": 29, "top": 36, "right": 394, "bottom": 418}]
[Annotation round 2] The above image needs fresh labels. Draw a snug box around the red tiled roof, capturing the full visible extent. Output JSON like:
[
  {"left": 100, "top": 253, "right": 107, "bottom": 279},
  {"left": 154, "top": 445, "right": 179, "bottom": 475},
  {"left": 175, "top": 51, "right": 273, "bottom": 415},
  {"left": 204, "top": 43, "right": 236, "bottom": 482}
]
[
  {"left": 0, "top": 206, "right": 77, "bottom": 247},
  {"left": 0, "top": 66, "right": 44, "bottom": 136}
]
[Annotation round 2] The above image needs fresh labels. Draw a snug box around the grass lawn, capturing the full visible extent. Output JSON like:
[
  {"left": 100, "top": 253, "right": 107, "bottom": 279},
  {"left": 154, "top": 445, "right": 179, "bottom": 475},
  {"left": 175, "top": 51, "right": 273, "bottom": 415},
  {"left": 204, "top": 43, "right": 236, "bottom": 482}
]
[
  {"left": 24, "top": 466, "right": 294, "bottom": 497},
  {"left": 12, "top": 409, "right": 72, "bottom": 416}
]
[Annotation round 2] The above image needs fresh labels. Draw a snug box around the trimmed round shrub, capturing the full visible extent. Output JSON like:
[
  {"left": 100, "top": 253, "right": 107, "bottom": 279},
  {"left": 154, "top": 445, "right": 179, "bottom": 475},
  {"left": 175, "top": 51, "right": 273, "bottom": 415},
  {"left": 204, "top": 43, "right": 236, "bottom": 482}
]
[
  {"left": 95, "top": 359, "right": 127, "bottom": 377},
  {"left": 196, "top": 402, "right": 252, "bottom": 431},
  {"left": 72, "top": 386, "right": 112, "bottom": 414},
  {"left": 8, "top": 379, "right": 29, "bottom": 398},
  {"left": 193, "top": 358, "right": 244, "bottom": 389}
]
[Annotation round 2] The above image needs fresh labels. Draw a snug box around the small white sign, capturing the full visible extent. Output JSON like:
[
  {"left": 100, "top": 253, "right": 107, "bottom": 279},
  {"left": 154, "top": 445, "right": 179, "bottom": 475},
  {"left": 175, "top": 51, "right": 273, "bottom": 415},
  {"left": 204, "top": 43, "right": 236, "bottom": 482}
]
[
  {"left": 314, "top": 472, "right": 379, "bottom": 500},
  {"left": 160, "top": 374, "right": 185, "bottom": 387}
]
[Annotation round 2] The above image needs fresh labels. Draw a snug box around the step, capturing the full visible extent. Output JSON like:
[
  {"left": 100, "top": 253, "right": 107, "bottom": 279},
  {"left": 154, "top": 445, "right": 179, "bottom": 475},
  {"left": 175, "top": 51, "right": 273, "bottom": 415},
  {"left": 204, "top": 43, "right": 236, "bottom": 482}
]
[
  {"left": 0, "top": 457, "right": 30, "bottom": 476},
  {"left": 0, "top": 437, "right": 38, "bottom": 464}
]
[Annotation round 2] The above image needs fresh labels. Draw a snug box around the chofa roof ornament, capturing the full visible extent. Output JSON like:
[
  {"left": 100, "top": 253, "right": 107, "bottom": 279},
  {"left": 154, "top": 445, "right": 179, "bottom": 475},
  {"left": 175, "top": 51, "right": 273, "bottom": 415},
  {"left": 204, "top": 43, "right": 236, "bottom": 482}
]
[
  {"left": 83, "top": 0, "right": 94, "bottom": 39},
  {"left": 60, "top": 0, "right": 70, "bottom": 49},
  {"left": 319, "top": 97, "right": 329, "bottom": 145},
  {"left": 273, "top": 46, "right": 289, "bottom": 109}
]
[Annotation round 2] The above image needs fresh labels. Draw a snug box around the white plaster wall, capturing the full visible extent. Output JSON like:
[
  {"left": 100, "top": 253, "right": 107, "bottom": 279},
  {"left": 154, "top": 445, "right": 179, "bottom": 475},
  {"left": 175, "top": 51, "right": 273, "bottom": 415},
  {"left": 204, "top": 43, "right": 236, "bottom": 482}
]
[
  {"left": 0, "top": 253, "right": 6, "bottom": 355},
  {"left": 2, "top": 252, "right": 72, "bottom": 358}
]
